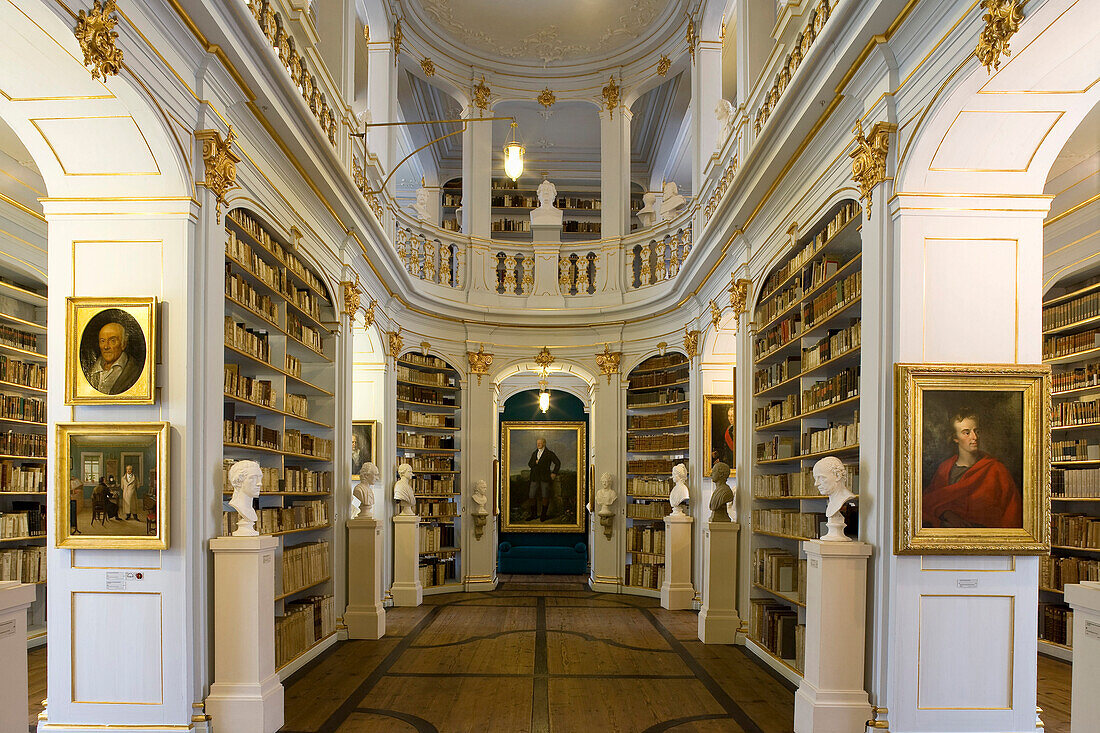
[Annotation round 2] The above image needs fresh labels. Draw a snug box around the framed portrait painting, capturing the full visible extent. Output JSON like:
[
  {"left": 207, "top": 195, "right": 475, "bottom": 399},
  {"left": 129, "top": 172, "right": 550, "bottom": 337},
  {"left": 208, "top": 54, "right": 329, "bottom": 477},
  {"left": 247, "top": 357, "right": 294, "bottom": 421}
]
[
  {"left": 704, "top": 394, "right": 736, "bottom": 471},
  {"left": 895, "top": 364, "right": 1050, "bottom": 554},
  {"left": 351, "top": 420, "right": 377, "bottom": 479},
  {"left": 66, "top": 297, "right": 157, "bottom": 405},
  {"left": 500, "top": 421, "right": 586, "bottom": 533},
  {"left": 56, "top": 422, "right": 170, "bottom": 549}
]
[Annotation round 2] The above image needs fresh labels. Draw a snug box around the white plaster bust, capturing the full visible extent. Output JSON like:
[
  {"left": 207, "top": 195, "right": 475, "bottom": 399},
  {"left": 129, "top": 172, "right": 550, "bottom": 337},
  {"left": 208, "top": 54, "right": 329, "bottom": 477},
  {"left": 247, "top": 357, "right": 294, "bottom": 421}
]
[
  {"left": 455, "top": 203, "right": 464, "bottom": 230},
  {"left": 413, "top": 185, "right": 431, "bottom": 221},
  {"left": 715, "top": 99, "right": 735, "bottom": 147},
  {"left": 637, "top": 192, "right": 658, "bottom": 229},
  {"left": 669, "top": 462, "right": 689, "bottom": 515},
  {"left": 661, "top": 181, "right": 686, "bottom": 221},
  {"left": 708, "top": 461, "right": 736, "bottom": 522},
  {"left": 471, "top": 479, "right": 489, "bottom": 515},
  {"left": 595, "top": 472, "right": 617, "bottom": 517},
  {"left": 393, "top": 463, "right": 417, "bottom": 515},
  {"left": 531, "top": 178, "right": 563, "bottom": 226},
  {"left": 228, "top": 459, "right": 263, "bottom": 536},
  {"left": 813, "top": 456, "right": 855, "bottom": 541},
  {"left": 351, "top": 462, "right": 379, "bottom": 520}
]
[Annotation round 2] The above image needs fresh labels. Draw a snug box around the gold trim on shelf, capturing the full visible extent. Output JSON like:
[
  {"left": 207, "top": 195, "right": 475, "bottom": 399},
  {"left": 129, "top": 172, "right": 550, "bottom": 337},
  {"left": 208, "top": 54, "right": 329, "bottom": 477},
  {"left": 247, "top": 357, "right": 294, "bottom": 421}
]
[
  {"left": 466, "top": 344, "right": 493, "bottom": 386},
  {"left": 850, "top": 120, "right": 895, "bottom": 219},
  {"left": 196, "top": 127, "right": 239, "bottom": 215},
  {"left": 74, "top": 0, "right": 124, "bottom": 82},
  {"left": 976, "top": 0, "right": 1024, "bottom": 72},
  {"left": 595, "top": 344, "right": 622, "bottom": 384}
]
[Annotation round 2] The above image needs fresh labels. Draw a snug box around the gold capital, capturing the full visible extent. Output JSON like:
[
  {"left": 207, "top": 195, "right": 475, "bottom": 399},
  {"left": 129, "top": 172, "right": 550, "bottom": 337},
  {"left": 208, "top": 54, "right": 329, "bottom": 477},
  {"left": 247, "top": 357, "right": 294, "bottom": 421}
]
[
  {"left": 466, "top": 344, "right": 494, "bottom": 385},
  {"left": 196, "top": 127, "right": 239, "bottom": 215},
  {"left": 850, "top": 120, "right": 895, "bottom": 219},
  {"left": 595, "top": 344, "right": 622, "bottom": 384}
]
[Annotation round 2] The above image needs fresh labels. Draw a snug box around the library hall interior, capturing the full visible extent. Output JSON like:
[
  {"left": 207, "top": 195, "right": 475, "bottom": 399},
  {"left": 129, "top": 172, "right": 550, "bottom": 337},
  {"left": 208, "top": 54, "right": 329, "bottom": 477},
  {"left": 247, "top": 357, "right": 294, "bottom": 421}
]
[{"left": 0, "top": 0, "right": 1098, "bottom": 731}]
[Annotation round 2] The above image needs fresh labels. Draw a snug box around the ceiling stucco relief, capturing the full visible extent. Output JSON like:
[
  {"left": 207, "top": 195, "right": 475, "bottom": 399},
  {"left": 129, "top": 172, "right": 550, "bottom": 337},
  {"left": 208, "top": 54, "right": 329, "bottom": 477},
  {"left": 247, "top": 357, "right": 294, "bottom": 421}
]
[{"left": 410, "top": 0, "right": 674, "bottom": 64}]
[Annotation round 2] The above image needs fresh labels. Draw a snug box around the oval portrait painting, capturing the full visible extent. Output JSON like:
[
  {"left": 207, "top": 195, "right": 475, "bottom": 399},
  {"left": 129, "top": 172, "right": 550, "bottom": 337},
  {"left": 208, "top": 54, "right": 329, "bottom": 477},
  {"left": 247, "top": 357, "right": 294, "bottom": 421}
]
[{"left": 78, "top": 308, "right": 148, "bottom": 396}]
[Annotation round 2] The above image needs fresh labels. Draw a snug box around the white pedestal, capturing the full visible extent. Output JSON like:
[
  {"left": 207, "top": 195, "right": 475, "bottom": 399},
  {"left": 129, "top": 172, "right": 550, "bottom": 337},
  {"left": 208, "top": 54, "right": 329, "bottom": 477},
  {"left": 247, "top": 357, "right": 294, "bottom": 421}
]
[
  {"left": 1066, "top": 580, "right": 1100, "bottom": 732},
  {"left": 794, "top": 540, "right": 872, "bottom": 733},
  {"left": 391, "top": 513, "right": 423, "bottom": 607},
  {"left": 0, "top": 581, "right": 34, "bottom": 733},
  {"left": 345, "top": 517, "right": 385, "bottom": 639},
  {"left": 699, "top": 521, "right": 741, "bottom": 644},
  {"left": 205, "top": 536, "right": 284, "bottom": 733},
  {"left": 661, "top": 513, "right": 695, "bottom": 610}
]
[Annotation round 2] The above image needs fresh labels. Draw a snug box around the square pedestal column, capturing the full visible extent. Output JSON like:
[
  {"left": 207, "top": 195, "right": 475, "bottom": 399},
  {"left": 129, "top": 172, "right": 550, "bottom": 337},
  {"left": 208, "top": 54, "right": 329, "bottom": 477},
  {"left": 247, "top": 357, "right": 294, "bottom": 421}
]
[
  {"left": 1066, "top": 581, "right": 1100, "bottom": 732},
  {"left": 205, "top": 536, "right": 284, "bottom": 733},
  {"left": 699, "top": 521, "right": 741, "bottom": 644},
  {"left": 661, "top": 513, "right": 695, "bottom": 610},
  {"left": 345, "top": 517, "right": 385, "bottom": 639},
  {"left": 391, "top": 513, "right": 423, "bottom": 607},
  {"left": 794, "top": 540, "right": 872, "bottom": 733},
  {"left": 0, "top": 581, "right": 34, "bottom": 733}
]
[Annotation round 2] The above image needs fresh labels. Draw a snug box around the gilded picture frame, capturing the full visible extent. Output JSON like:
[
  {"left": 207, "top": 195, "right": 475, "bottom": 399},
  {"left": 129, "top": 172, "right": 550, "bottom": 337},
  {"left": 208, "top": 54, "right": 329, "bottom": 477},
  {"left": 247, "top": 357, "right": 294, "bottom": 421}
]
[
  {"left": 704, "top": 393, "right": 736, "bottom": 472},
  {"left": 66, "top": 297, "right": 157, "bottom": 405},
  {"left": 351, "top": 420, "right": 377, "bottom": 480},
  {"left": 895, "top": 364, "right": 1050, "bottom": 555},
  {"left": 56, "top": 421, "right": 170, "bottom": 550},
  {"left": 500, "top": 421, "right": 586, "bottom": 533}
]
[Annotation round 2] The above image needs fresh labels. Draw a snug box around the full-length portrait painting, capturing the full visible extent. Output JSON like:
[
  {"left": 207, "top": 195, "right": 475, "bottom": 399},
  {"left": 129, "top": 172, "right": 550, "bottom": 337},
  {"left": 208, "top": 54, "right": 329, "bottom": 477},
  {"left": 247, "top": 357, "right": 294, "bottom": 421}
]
[
  {"left": 66, "top": 297, "right": 156, "bottom": 404},
  {"left": 501, "top": 421, "right": 586, "bottom": 532},
  {"left": 704, "top": 394, "right": 736, "bottom": 471},
  {"left": 895, "top": 364, "right": 1050, "bottom": 554},
  {"left": 350, "top": 420, "right": 376, "bottom": 479}
]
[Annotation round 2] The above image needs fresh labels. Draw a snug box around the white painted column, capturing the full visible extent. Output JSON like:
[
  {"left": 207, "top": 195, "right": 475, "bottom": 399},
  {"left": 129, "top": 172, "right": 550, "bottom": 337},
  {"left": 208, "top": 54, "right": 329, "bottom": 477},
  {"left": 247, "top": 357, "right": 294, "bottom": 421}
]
[
  {"left": 661, "top": 513, "right": 695, "bottom": 609},
  {"left": 205, "top": 536, "right": 284, "bottom": 733},
  {"left": 698, "top": 521, "right": 741, "bottom": 644},
  {"left": 365, "top": 41, "right": 396, "bottom": 171},
  {"left": 463, "top": 372, "right": 498, "bottom": 591},
  {"left": 461, "top": 105, "right": 492, "bottom": 240},
  {"left": 693, "top": 39, "right": 723, "bottom": 196},
  {"left": 0, "top": 581, "right": 34, "bottom": 733},
  {"left": 391, "top": 513, "right": 423, "bottom": 606},
  {"left": 599, "top": 106, "right": 632, "bottom": 240},
  {"left": 1066, "top": 581, "right": 1100, "bottom": 732},
  {"left": 794, "top": 541, "right": 873, "bottom": 733},
  {"left": 590, "top": 377, "right": 624, "bottom": 593},
  {"left": 345, "top": 518, "right": 385, "bottom": 639}
]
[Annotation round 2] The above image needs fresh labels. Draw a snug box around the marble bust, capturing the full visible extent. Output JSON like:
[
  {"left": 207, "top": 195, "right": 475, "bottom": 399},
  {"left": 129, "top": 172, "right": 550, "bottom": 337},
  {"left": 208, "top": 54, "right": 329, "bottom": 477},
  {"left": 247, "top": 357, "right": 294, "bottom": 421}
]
[
  {"left": 668, "top": 463, "right": 690, "bottom": 515},
  {"left": 413, "top": 185, "right": 431, "bottom": 221},
  {"left": 595, "top": 472, "right": 617, "bottom": 538},
  {"left": 350, "top": 462, "right": 379, "bottom": 520},
  {"left": 471, "top": 479, "right": 489, "bottom": 515},
  {"left": 813, "top": 456, "right": 855, "bottom": 541},
  {"left": 637, "top": 192, "right": 658, "bottom": 228},
  {"left": 393, "top": 463, "right": 416, "bottom": 515},
  {"left": 715, "top": 99, "right": 735, "bottom": 146},
  {"left": 708, "top": 461, "right": 736, "bottom": 522},
  {"left": 530, "top": 178, "right": 563, "bottom": 226},
  {"left": 661, "top": 181, "right": 686, "bottom": 221},
  {"left": 228, "top": 459, "right": 263, "bottom": 536}
]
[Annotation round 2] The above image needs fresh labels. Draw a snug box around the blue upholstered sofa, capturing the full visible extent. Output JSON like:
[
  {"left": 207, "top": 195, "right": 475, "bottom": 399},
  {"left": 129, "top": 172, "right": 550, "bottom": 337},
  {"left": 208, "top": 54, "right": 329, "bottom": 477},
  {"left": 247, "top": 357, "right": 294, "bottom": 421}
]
[{"left": 498, "top": 540, "right": 587, "bottom": 574}]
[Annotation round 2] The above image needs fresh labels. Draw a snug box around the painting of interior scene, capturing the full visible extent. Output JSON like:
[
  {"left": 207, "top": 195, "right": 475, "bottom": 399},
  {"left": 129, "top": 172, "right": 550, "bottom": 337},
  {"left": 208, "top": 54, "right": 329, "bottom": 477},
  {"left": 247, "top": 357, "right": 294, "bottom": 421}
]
[{"left": 66, "top": 434, "right": 159, "bottom": 537}]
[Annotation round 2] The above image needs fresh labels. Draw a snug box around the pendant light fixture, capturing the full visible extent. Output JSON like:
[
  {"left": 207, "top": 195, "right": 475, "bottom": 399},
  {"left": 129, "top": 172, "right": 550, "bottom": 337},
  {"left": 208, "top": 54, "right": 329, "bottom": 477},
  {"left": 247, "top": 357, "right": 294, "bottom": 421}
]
[
  {"left": 538, "top": 376, "right": 551, "bottom": 413},
  {"left": 503, "top": 121, "right": 525, "bottom": 181}
]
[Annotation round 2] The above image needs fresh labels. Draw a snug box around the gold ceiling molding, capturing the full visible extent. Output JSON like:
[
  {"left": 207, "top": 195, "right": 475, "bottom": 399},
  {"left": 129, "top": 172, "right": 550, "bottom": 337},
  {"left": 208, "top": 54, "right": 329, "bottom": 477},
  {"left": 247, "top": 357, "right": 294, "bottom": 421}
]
[
  {"left": 74, "top": 0, "right": 125, "bottom": 82},
  {"left": 420, "top": 57, "right": 436, "bottom": 76},
  {"left": 683, "top": 327, "right": 699, "bottom": 361},
  {"left": 196, "top": 127, "right": 239, "bottom": 215},
  {"left": 537, "top": 87, "right": 556, "bottom": 108},
  {"left": 601, "top": 76, "right": 621, "bottom": 118},
  {"left": 976, "top": 0, "right": 1024, "bottom": 72},
  {"left": 594, "top": 344, "right": 621, "bottom": 384},
  {"left": 850, "top": 120, "right": 895, "bottom": 218},
  {"left": 473, "top": 75, "right": 492, "bottom": 112},
  {"left": 393, "top": 17, "right": 404, "bottom": 64},
  {"left": 534, "top": 346, "right": 555, "bottom": 373},
  {"left": 656, "top": 54, "right": 671, "bottom": 76},
  {"left": 466, "top": 344, "right": 494, "bottom": 385},
  {"left": 387, "top": 328, "right": 404, "bottom": 361}
]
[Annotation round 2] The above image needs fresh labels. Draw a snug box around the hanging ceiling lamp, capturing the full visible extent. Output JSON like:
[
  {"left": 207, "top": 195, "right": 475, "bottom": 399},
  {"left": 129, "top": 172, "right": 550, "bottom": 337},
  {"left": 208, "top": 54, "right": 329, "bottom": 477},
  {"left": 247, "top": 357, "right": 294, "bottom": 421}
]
[
  {"left": 503, "top": 121, "right": 525, "bottom": 181},
  {"left": 538, "top": 376, "right": 551, "bottom": 413}
]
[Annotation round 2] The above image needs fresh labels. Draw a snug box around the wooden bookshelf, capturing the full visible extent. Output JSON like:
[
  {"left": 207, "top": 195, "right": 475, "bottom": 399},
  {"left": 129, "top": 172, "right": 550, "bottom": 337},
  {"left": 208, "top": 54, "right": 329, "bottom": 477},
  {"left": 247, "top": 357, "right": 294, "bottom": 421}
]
[
  {"left": 0, "top": 267, "right": 48, "bottom": 647},
  {"left": 221, "top": 207, "right": 337, "bottom": 678},
  {"left": 397, "top": 354, "right": 462, "bottom": 592},
  {"left": 748, "top": 200, "right": 863, "bottom": 675}
]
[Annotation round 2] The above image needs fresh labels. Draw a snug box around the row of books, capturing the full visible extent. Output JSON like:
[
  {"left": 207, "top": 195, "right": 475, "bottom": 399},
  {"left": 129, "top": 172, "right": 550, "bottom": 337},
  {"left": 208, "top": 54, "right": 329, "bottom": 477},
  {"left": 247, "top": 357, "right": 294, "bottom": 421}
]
[
  {"left": 756, "top": 393, "right": 799, "bottom": 428},
  {"left": 626, "top": 526, "right": 666, "bottom": 555},
  {"left": 280, "top": 541, "right": 330, "bottom": 596},
  {"left": 804, "top": 271, "right": 861, "bottom": 327},
  {"left": 419, "top": 524, "right": 456, "bottom": 552},
  {"left": 0, "top": 355, "right": 46, "bottom": 390},
  {"left": 808, "top": 254, "right": 852, "bottom": 292},
  {"left": 220, "top": 461, "right": 332, "bottom": 494},
  {"left": 0, "top": 323, "right": 37, "bottom": 353},
  {"left": 1052, "top": 468, "right": 1100, "bottom": 498},
  {"left": 275, "top": 594, "right": 335, "bottom": 668},
  {"left": 221, "top": 501, "right": 329, "bottom": 536},
  {"left": 1052, "top": 513, "right": 1100, "bottom": 549},
  {"left": 225, "top": 226, "right": 290, "bottom": 300},
  {"left": 0, "top": 461, "right": 45, "bottom": 492},
  {"left": 285, "top": 354, "right": 302, "bottom": 378},
  {"left": 225, "top": 364, "right": 276, "bottom": 408},
  {"left": 397, "top": 433, "right": 454, "bottom": 449},
  {"left": 491, "top": 219, "right": 531, "bottom": 233},
  {"left": 396, "top": 366, "right": 454, "bottom": 388},
  {"left": 227, "top": 210, "right": 325, "bottom": 296},
  {"left": 0, "top": 392, "right": 44, "bottom": 423},
  {"left": 397, "top": 409, "right": 454, "bottom": 428},
  {"left": 803, "top": 420, "right": 859, "bottom": 455},
  {"left": 757, "top": 280, "right": 802, "bottom": 327},
  {"left": 411, "top": 477, "right": 455, "bottom": 494},
  {"left": 756, "top": 435, "right": 798, "bottom": 461},
  {"left": 284, "top": 394, "right": 309, "bottom": 419},
  {"left": 626, "top": 477, "right": 674, "bottom": 497},
  {"left": 225, "top": 317, "right": 270, "bottom": 363},
  {"left": 1043, "top": 288, "right": 1100, "bottom": 331},
  {"left": 802, "top": 320, "right": 861, "bottom": 372},
  {"left": 222, "top": 460, "right": 280, "bottom": 493},
  {"left": 0, "top": 545, "right": 45, "bottom": 583},
  {"left": 224, "top": 418, "right": 280, "bottom": 451},
  {"left": 1052, "top": 399, "right": 1100, "bottom": 427},
  {"left": 1039, "top": 603, "right": 1073, "bottom": 647},
  {"left": 801, "top": 368, "right": 859, "bottom": 414},
  {"left": 752, "top": 508, "right": 824, "bottom": 539},
  {"left": 284, "top": 430, "right": 333, "bottom": 459},
  {"left": 397, "top": 384, "right": 458, "bottom": 406},
  {"left": 226, "top": 269, "right": 278, "bottom": 324},
  {"left": 1053, "top": 361, "right": 1100, "bottom": 394},
  {"left": 628, "top": 408, "right": 689, "bottom": 430},
  {"left": 754, "top": 356, "right": 801, "bottom": 394},
  {"left": 750, "top": 598, "right": 805, "bottom": 670},
  {"left": 627, "top": 459, "right": 677, "bottom": 474},
  {"left": 1043, "top": 327, "right": 1100, "bottom": 361},
  {"left": 632, "top": 354, "right": 689, "bottom": 373},
  {"left": 752, "top": 548, "right": 807, "bottom": 603},
  {"left": 562, "top": 220, "right": 601, "bottom": 233},
  {"left": 1040, "top": 554, "right": 1099, "bottom": 591},
  {"left": 400, "top": 354, "right": 451, "bottom": 369},
  {"left": 420, "top": 559, "right": 457, "bottom": 587},
  {"left": 0, "top": 431, "right": 45, "bottom": 458},
  {"left": 1, "top": 507, "right": 46, "bottom": 538},
  {"left": 400, "top": 455, "right": 455, "bottom": 472},
  {"left": 287, "top": 314, "right": 324, "bottom": 355},
  {"left": 418, "top": 501, "right": 458, "bottom": 519},
  {"left": 289, "top": 285, "right": 322, "bottom": 322},
  {"left": 628, "top": 368, "right": 689, "bottom": 390},
  {"left": 627, "top": 388, "right": 687, "bottom": 408},
  {"left": 627, "top": 433, "right": 689, "bottom": 451},
  {"left": 756, "top": 202, "right": 859, "bottom": 306},
  {"left": 754, "top": 312, "right": 801, "bottom": 361},
  {"left": 753, "top": 464, "right": 857, "bottom": 498},
  {"left": 625, "top": 562, "right": 665, "bottom": 590},
  {"left": 1052, "top": 438, "right": 1100, "bottom": 462},
  {"left": 627, "top": 502, "right": 674, "bottom": 520}
]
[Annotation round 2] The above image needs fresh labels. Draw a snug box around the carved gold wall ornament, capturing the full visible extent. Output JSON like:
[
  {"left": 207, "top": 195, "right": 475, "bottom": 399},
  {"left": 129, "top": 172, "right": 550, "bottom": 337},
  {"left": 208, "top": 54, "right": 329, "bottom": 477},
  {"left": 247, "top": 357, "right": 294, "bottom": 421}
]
[
  {"left": 74, "top": 0, "right": 124, "bottom": 82},
  {"left": 341, "top": 273, "right": 362, "bottom": 321},
  {"left": 683, "top": 328, "right": 699, "bottom": 361},
  {"left": 196, "top": 127, "right": 240, "bottom": 215},
  {"left": 729, "top": 277, "right": 750, "bottom": 315},
  {"left": 534, "top": 346, "right": 555, "bottom": 373},
  {"left": 387, "top": 329, "right": 403, "bottom": 361},
  {"left": 467, "top": 344, "right": 493, "bottom": 385},
  {"left": 420, "top": 57, "right": 436, "bottom": 76},
  {"left": 976, "top": 0, "right": 1024, "bottom": 72},
  {"left": 392, "top": 17, "right": 403, "bottom": 64},
  {"left": 595, "top": 344, "right": 621, "bottom": 384},
  {"left": 363, "top": 298, "right": 377, "bottom": 329},
  {"left": 657, "top": 54, "right": 671, "bottom": 76},
  {"left": 710, "top": 299, "right": 722, "bottom": 332},
  {"left": 849, "top": 120, "right": 896, "bottom": 218},
  {"left": 686, "top": 16, "right": 697, "bottom": 64},
  {"left": 537, "top": 87, "right": 557, "bottom": 109},
  {"left": 602, "top": 76, "right": 621, "bottom": 119},
  {"left": 473, "top": 76, "right": 492, "bottom": 112}
]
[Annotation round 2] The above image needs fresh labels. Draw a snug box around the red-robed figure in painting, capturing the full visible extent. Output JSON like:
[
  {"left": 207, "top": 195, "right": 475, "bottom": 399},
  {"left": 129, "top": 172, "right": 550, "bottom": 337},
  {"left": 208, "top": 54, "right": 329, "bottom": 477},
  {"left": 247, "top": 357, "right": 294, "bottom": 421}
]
[{"left": 922, "top": 409, "right": 1023, "bottom": 529}]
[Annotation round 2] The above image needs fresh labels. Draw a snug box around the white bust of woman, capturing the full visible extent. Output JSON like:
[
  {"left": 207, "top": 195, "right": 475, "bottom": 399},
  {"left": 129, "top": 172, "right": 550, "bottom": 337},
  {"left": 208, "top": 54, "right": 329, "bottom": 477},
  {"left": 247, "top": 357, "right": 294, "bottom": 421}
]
[
  {"left": 595, "top": 472, "right": 617, "bottom": 517},
  {"left": 394, "top": 463, "right": 416, "bottom": 515},
  {"left": 661, "top": 181, "right": 686, "bottom": 220},
  {"left": 668, "top": 463, "right": 689, "bottom": 515},
  {"left": 228, "top": 460, "right": 263, "bottom": 536},
  {"left": 351, "top": 462, "right": 380, "bottom": 520},
  {"left": 531, "top": 178, "right": 563, "bottom": 225},
  {"left": 813, "top": 456, "right": 855, "bottom": 541}
]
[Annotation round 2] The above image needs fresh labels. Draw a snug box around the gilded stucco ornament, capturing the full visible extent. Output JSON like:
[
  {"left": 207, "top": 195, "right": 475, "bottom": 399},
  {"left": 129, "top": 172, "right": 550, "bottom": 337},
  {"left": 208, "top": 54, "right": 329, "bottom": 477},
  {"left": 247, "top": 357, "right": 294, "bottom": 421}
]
[
  {"left": 849, "top": 120, "right": 896, "bottom": 219},
  {"left": 341, "top": 274, "right": 362, "bottom": 322},
  {"left": 473, "top": 76, "right": 492, "bottom": 112},
  {"left": 467, "top": 344, "right": 493, "bottom": 386},
  {"left": 709, "top": 300, "right": 723, "bottom": 332},
  {"left": 657, "top": 54, "right": 671, "bottom": 76},
  {"left": 534, "top": 346, "right": 555, "bottom": 373},
  {"left": 595, "top": 344, "right": 622, "bottom": 384},
  {"left": 683, "top": 328, "right": 700, "bottom": 362},
  {"left": 601, "top": 76, "right": 621, "bottom": 119},
  {"left": 362, "top": 299, "right": 377, "bottom": 329},
  {"left": 196, "top": 127, "right": 240, "bottom": 215},
  {"left": 387, "top": 329, "right": 403, "bottom": 361},
  {"left": 729, "top": 277, "right": 751, "bottom": 318},
  {"left": 686, "top": 15, "right": 697, "bottom": 65},
  {"left": 537, "top": 88, "right": 557, "bottom": 109},
  {"left": 976, "top": 0, "right": 1024, "bottom": 72},
  {"left": 420, "top": 57, "right": 436, "bottom": 77},
  {"left": 392, "top": 17, "right": 404, "bottom": 64},
  {"left": 74, "top": 0, "right": 124, "bottom": 82}
]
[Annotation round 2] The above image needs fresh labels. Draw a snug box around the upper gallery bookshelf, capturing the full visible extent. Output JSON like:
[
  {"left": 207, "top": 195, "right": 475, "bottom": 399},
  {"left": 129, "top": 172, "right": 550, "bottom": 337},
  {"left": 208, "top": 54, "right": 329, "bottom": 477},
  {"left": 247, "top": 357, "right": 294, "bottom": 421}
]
[
  {"left": 624, "top": 352, "right": 688, "bottom": 596},
  {"left": 1040, "top": 271, "right": 1100, "bottom": 662},
  {"left": 221, "top": 208, "right": 337, "bottom": 678},
  {"left": 0, "top": 270, "right": 47, "bottom": 648},
  {"left": 396, "top": 352, "right": 462, "bottom": 593},
  {"left": 749, "top": 199, "right": 862, "bottom": 682}
]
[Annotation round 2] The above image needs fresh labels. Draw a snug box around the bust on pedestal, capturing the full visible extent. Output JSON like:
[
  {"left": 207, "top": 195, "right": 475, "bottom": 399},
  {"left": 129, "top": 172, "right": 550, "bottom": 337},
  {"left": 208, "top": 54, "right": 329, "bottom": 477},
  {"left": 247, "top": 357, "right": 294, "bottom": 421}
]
[
  {"left": 595, "top": 472, "right": 617, "bottom": 540},
  {"left": 715, "top": 99, "right": 735, "bottom": 149},
  {"left": 346, "top": 462, "right": 385, "bottom": 639},
  {"left": 391, "top": 463, "right": 423, "bottom": 607},
  {"left": 708, "top": 461, "right": 737, "bottom": 522},
  {"left": 662, "top": 463, "right": 695, "bottom": 610},
  {"left": 228, "top": 459, "right": 263, "bottom": 536},
  {"left": 636, "top": 192, "right": 658, "bottom": 229},
  {"left": 660, "top": 181, "right": 686, "bottom": 221},
  {"left": 350, "top": 462, "right": 379, "bottom": 520},
  {"left": 813, "top": 456, "right": 855, "bottom": 541},
  {"left": 471, "top": 479, "right": 490, "bottom": 540},
  {"left": 531, "top": 177, "right": 563, "bottom": 248},
  {"left": 669, "top": 462, "right": 689, "bottom": 515}
]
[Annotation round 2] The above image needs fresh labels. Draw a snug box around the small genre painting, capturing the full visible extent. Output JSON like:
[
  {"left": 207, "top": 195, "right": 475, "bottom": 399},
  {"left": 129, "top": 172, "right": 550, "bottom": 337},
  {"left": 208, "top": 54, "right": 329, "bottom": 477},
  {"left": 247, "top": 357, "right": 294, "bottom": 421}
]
[
  {"left": 895, "top": 364, "right": 1050, "bottom": 554},
  {"left": 501, "top": 421, "right": 586, "bottom": 533},
  {"left": 66, "top": 297, "right": 156, "bottom": 404},
  {"left": 351, "top": 420, "right": 377, "bottom": 479},
  {"left": 705, "top": 394, "right": 736, "bottom": 471},
  {"left": 56, "top": 422, "right": 170, "bottom": 550}
]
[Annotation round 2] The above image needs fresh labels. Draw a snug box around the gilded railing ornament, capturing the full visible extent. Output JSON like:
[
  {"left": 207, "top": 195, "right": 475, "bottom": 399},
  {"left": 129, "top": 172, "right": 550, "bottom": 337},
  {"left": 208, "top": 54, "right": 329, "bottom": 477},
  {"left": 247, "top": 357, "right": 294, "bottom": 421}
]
[
  {"left": 976, "top": 0, "right": 1024, "bottom": 72},
  {"left": 850, "top": 120, "right": 896, "bottom": 219},
  {"left": 595, "top": 344, "right": 622, "bottom": 384},
  {"left": 473, "top": 76, "right": 492, "bottom": 113},
  {"left": 75, "top": 0, "right": 124, "bottom": 82},
  {"left": 196, "top": 127, "right": 240, "bottom": 216},
  {"left": 387, "top": 329, "right": 403, "bottom": 361},
  {"left": 537, "top": 87, "right": 557, "bottom": 109},
  {"left": 683, "top": 327, "right": 700, "bottom": 362},
  {"left": 657, "top": 54, "right": 671, "bottom": 76},
  {"left": 534, "top": 346, "right": 555, "bottom": 373},
  {"left": 420, "top": 57, "right": 436, "bottom": 76},
  {"left": 602, "top": 76, "right": 621, "bottom": 119},
  {"left": 466, "top": 344, "right": 493, "bottom": 386},
  {"left": 392, "top": 17, "right": 403, "bottom": 64}
]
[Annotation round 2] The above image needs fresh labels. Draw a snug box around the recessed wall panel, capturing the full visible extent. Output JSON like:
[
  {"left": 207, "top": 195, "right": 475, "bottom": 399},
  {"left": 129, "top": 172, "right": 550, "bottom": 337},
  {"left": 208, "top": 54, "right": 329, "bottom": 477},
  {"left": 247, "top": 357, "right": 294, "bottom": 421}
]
[
  {"left": 71, "top": 592, "right": 162, "bottom": 704},
  {"left": 917, "top": 594, "right": 1013, "bottom": 710}
]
